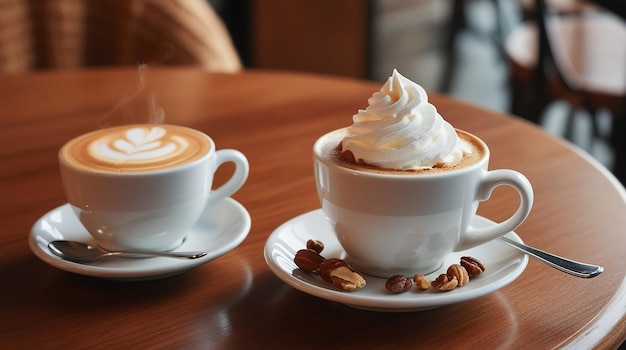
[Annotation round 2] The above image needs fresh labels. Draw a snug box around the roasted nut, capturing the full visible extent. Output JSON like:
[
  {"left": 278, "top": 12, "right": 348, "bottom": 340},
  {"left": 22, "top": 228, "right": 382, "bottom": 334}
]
[
  {"left": 412, "top": 274, "right": 431, "bottom": 290},
  {"left": 447, "top": 263, "right": 469, "bottom": 285},
  {"left": 431, "top": 273, "right": 459, "bottom": 291},
  {"left": 385, "top": 274, "right": 413, "bottom": 293},
  {"left": 306, "top": 239, "right": 325, "bottom": 254},
  {"left": 447, "top": 264, "right": 469, "bottom": 287},
  {"left": 330, "top": 266, "right": 366, "bottom": 292},
  {"left": 460, "top": 256, "right": 486, "bottom": 276},
  {"left": 293, "top": 249, "right": 325, "bottom": 272},
  {"left": 318, "top": 258, "right": 348, "bottom": 282}
]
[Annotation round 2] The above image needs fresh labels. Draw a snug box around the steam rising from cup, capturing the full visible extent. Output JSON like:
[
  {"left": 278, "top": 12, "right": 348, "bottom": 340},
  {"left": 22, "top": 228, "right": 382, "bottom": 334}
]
[{"left": 98, "top": 64, "right": 165, "bottom": 128}]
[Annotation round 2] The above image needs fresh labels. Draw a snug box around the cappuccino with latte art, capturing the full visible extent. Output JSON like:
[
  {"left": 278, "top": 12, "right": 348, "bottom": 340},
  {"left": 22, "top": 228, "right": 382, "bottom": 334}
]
[
  {"left": 60, "top": 124, "right": 210, "bottom": 173},
  {"left": 59, "top": 124, "right": 249, "bottom": 252}
]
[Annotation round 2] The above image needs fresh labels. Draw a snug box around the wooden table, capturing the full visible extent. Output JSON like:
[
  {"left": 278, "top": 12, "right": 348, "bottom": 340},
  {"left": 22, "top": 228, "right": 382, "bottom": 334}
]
[{"left": 1, "top": 68, "right": 625, "bottom": 349}]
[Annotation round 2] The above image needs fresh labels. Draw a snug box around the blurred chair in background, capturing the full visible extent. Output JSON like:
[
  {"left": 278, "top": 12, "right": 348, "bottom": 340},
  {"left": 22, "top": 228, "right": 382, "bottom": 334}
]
[
  {"left": 0, "top": 0, "right": 241, "bottom": 73},
  {"left": 504, "top": 0, "right": 626, "bottom": 182},
  {"left": 440, "top": 0, "right": 503, "bottom": 93},
  {"left": 504, "top": 0, "right": 619, "bottom": 123}
]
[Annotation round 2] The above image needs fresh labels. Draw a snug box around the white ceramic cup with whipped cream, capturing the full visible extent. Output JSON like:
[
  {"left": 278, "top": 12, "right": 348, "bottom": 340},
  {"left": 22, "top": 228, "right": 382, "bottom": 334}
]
[
  {"left": 313, "top": 70, "right": 533, "bottom": 278},
  {"left": 59, "top": 124, "right": 249, "bottom": 252}
]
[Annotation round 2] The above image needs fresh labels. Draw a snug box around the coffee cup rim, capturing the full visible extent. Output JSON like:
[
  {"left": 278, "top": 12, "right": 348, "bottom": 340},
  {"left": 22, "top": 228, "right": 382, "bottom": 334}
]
[
  {"left": 313, "top": 127, "right": 490, "bottom": 178},
  {"left": 58, "top": 124, "right": 215, "bottom": 176}
]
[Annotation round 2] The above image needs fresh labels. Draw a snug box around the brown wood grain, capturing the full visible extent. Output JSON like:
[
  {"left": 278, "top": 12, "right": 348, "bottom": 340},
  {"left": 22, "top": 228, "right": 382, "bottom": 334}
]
[{"left": 1, "top": 68, "right": 624, "bottom": 349}]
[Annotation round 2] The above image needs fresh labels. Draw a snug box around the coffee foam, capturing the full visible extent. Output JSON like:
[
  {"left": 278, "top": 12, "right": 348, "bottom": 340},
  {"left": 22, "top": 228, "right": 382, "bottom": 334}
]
[
  {"left": 319, "top": 129, "right": 486, "bottom": 175},
  {"left": 60, "top": 125, "right": 210, "bottom": 173}
]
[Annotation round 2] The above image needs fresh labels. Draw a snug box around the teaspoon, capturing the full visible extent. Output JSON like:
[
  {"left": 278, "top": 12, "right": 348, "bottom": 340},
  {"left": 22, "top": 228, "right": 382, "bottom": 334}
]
[
  {"left": 48, "top": 240, "right": 207, "bottom": 263},
  {"left": 498, "top": 236, "right": 603, "bottom": 278}
]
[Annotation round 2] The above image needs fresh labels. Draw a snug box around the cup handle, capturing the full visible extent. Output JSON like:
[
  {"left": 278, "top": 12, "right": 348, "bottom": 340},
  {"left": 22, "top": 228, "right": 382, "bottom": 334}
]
[
  {"left": 206, "top": 149, "right": 249, "bottom": 206},
  {"left": 454, "top": 169, "right": 534, "bottom": 251}
]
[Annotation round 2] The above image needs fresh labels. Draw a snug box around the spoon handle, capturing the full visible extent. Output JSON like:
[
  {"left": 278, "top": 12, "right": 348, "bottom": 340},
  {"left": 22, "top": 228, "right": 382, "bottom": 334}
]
[
  {"left": 106, "top": 250, "right": 207, "bottom": 259},
  {"left": 498, "top": 236, "right": 603, "bottom": 278}
]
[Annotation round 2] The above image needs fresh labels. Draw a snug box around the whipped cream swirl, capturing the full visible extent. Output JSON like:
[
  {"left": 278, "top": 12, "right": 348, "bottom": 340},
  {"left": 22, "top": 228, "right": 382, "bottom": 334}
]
[{"left": 341, "top": 69, "right": 470, "bottom": 170}]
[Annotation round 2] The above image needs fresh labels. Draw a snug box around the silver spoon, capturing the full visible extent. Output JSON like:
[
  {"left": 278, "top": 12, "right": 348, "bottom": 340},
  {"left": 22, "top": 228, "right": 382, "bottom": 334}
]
[
  {"left": 498, "top": 236, "right": 603, "bottom": 278},
  {"left": 48, "top": 240, "right": 207, "bottom": 263}
]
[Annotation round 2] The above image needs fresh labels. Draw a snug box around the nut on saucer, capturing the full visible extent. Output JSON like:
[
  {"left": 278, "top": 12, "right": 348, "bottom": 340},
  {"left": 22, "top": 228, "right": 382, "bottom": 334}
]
[
  {"left": 460, "top": 256, "right": 485, "bottom": 276},
  {"left": 385, "top": 274, "right": 413, "bottom": 293},
  {"left": 330, "top": 266, "right": 366, "bottom": 292},
  {"left": 294, "top": 249, "right": 324, "bottom": 272}
]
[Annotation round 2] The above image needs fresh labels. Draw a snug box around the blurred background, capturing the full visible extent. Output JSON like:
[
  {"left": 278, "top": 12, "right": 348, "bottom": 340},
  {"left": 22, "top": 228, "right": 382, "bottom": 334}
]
[
  {"left": 211, "top": 0, "right": 625, "bottom": 175},
  {"left": 1, "top": 0, "right": 624, "bottom": 180}
]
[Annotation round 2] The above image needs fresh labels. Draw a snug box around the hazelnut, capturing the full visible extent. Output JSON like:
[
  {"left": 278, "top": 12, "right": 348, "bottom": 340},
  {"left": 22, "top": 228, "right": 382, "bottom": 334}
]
[
  {"left": 293, "top": 249, "right": 324, "bottom": 272},
  {"left": 306, "top": 239, "right": 325, "bottom": 254},
  {"left": 385, "top": 274, "right": 413, "bottom": 293}
]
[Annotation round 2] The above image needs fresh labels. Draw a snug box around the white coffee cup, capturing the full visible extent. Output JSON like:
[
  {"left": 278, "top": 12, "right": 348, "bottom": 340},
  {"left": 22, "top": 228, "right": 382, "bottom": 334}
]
[
  {"left": 59, "top": 124, "right": 249, "bottom": 252},
  {"left": 313, "top": 128, "right": 533, "bottom": 278}
]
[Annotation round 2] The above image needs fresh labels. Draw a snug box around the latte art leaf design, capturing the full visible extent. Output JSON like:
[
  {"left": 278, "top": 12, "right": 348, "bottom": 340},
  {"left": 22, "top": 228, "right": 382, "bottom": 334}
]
[
  {"left": 126, "top": 127, "right": 166, "bottom": 146},
  {"left": 91, "top": 126, "right": 189, "bottom": 163}
]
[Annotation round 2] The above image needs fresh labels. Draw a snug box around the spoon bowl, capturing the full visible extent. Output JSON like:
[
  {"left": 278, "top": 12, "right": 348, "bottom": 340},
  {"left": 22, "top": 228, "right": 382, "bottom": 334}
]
[{"left": 48, "top": 240, "right": 207, "bottom": 263}]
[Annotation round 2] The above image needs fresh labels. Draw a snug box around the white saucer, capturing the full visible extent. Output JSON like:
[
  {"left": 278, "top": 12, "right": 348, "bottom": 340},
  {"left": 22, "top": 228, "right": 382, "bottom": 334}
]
[
  {"left": 30, "top": 197, "right": 251, "bottom": 280},
  {"left": 264, "top": 209, "right": 528, "bottom": 312}
]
